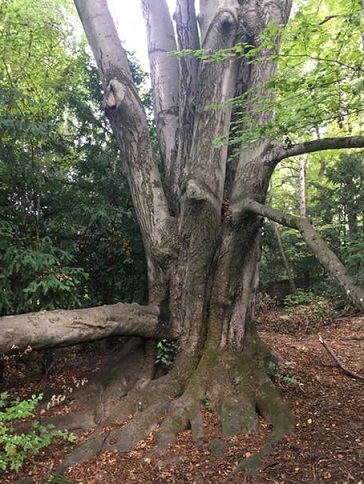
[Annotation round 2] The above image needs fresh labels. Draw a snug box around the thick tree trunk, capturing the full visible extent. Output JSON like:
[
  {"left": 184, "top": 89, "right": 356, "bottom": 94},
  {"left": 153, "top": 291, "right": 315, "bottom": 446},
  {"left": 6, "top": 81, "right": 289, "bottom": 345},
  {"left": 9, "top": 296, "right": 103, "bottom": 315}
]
[
  {"left": 5, "top": 0, "right": 364, "bottom": 479},
  {"left": 2, "top": 1, "right": 296, "bottom": 476},
  {"left": 40, "top": 1, "right": 295, "bottom": 475}
]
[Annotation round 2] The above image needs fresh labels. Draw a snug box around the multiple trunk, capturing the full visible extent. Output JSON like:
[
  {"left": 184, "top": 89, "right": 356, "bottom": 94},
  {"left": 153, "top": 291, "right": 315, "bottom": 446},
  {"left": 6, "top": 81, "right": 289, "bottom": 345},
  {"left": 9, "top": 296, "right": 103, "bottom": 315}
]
[{"left": 2, "top": 0, "right": 364, "bottom": 477}]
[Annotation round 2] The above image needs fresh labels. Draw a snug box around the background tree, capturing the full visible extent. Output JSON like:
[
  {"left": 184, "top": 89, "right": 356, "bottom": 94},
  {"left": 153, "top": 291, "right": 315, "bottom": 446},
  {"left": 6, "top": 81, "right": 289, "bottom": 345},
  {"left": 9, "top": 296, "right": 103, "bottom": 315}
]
[
  {"left": 1, "top": 0, "right": 364, "bottom": 476},
  {"left": 0, "top": 0, "right": 147, "bottom": 315},
  {"left": 259, "top": 0, "right": 364, "bottom": 298}
]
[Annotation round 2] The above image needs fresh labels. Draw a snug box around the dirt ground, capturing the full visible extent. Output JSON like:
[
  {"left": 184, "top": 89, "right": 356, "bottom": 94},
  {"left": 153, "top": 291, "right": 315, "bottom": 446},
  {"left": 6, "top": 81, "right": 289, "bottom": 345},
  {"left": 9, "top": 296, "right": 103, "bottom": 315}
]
[{"left": 1, "top": 309, "right": 363, "bottom": 484}]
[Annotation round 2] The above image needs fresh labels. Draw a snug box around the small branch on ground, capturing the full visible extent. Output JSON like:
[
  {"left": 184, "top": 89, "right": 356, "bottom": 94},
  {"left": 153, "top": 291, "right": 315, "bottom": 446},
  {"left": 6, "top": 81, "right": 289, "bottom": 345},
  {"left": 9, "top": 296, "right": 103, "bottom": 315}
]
[{"left": 318, "top": 334, "right": 364, "bottom": 382}]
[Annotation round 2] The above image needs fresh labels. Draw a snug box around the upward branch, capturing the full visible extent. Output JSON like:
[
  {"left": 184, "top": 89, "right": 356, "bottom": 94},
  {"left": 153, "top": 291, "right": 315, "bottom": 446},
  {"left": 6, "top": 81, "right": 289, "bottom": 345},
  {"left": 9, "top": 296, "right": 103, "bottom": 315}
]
[
  {"left": 231, "top": 0, "right": 292, "bottom": 208},
  {"left": 142, "top": 0, "right": 179, "bottom": 198},
  {"left": 184, "top": 5, "right": 241, "bottom": 210},
  {"left": 174, "top": 0, "right": 199, "bottom": 206},
  {"left": 74, "top": 0, "right": 172, "bottom": 257}
]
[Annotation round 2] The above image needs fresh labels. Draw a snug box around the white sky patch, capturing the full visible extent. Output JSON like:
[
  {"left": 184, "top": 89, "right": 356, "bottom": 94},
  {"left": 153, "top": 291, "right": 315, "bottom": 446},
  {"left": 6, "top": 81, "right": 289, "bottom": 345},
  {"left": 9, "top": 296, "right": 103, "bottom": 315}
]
[{"left": 108, "top": 0, "right": 176, "bottom": 71}]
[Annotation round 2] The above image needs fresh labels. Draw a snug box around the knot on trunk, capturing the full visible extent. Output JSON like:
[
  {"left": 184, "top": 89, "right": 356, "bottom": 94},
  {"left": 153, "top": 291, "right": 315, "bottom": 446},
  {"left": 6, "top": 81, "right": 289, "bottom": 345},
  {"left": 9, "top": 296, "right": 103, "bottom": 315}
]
[{"left": 104, "top": 79, "right": 125, "bottom": 111}]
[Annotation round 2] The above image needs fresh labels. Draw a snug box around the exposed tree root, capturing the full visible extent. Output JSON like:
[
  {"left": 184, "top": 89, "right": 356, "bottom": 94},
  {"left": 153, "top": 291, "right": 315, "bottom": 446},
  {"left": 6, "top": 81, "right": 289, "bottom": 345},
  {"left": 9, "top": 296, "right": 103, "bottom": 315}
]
[
  {"left": 54, "top": 374, "right": 181, "bottom": 474},
  {"left": 51, "top": 336, "right": 294, "bottom": 477},
  {"left": 42, "top": 338, "right": 149, "bottom": 431},
  {"left": 230, "top": 370, "right": 294, "bottom": 475}
]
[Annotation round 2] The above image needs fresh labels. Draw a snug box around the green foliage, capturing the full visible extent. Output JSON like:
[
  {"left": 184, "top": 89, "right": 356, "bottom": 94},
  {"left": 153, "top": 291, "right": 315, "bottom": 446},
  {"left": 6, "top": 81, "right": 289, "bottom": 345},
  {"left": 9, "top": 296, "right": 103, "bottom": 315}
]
[
  {"left": 260, "top": 2, "right": 364, "bottom": 298},
  {"left": 0, "top": 392, "right": 75, "bottom": 472},
  {"left": 262, "top": 152, "right": 364, "bottom": 294},
  {"left": 200, "top": 395, "right": 213, "bottom": 412},
  {"left": 155, "top": 339, "right": 179, "bottom": 370},
  {"left": 179, "top": 0, "right": 363, "bottom": 146},
  {"left": 257, "top": 0, "right": 363, "bottom": 143},
  {"left": 0, "top": 237, "right": 88, "bottom": 314},
  {"left": 47, "top": 477, "right": 71, "bottom": 484},
  {"left": 343, "top": 235, "right": 364, "bottom": 286},
  {"left": 284, "top": 289, "right": 315, "bottom": 308},
  {"left": 284, "top": 290, "right": 335, "bottom": 332},
  {"left": 311, "top": 153, "right": 364, "bottom": 286},
  {"left": 267, "top": 362, "right": 298, "bottom": 386},
  {"left": 0, "top": 0, "right": 148, "bottom": 315}
]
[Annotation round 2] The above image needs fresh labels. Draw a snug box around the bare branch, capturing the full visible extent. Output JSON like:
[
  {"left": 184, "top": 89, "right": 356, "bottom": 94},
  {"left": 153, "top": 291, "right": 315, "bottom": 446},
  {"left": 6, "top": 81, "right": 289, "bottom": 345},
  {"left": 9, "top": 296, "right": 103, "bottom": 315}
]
[
  {"left": 269, "top": 136, "right": 364, "bottom": 168},
  {"left": 0, "top": 304, "right": 170, "bottom": 355},
  {"left": 319, "top": 334, "right": 364, "bottom": 382},
  {"left": 74, "top": 0, "right": 172, "bottom": 259},
  {"left": 74, "top": 0, "right": 131, "bottom": 89},
  {"left": 318, "top": 15, "right": 340, "bottom": 26},
  {"left": 243, "top": 199, "right": 364, "bottom": 311},
  {"left": 175, "top": 0, "right": 199, "bottom": 51},
  {"left": 141, "top": 0, "right": 179, "bottom": 196},
  {"left": 273, "top": 223, "right": 296, "bottom": 293}
]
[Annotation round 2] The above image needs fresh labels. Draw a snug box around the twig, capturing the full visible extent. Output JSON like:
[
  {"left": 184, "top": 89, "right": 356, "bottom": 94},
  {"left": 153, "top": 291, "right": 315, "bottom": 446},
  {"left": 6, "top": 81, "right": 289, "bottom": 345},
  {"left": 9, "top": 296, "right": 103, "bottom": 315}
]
[
  {"left": 318, "top": 334, "right": 364, "bottom": 382},
  {"left": 318, "top": 15, "right": 339, "bottom": 26},
  {"left": 341, "top": 336, "right": 364, "bottom": 342}
]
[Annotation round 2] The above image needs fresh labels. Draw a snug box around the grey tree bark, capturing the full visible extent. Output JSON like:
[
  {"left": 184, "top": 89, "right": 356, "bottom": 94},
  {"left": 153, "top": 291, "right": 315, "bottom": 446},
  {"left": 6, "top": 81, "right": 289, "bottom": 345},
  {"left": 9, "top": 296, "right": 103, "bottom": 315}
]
[
  {"left": 0, "top": 303, "right": 163, "bottom": 355},
  {"left": 273, "top": 223, "right": 296, "bottom": 294},
  {"left": 299, "top": 157, "right": 306, "bottom": 218}
]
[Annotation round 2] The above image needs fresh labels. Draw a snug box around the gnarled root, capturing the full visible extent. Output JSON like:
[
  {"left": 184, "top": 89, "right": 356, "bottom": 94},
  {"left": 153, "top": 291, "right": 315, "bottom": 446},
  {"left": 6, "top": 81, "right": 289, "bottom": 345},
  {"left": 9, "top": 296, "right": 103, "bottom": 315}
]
[
  {"left": 53, "top": 337, "right": 294, "bottom": 477},
  {"left": 54, "top": 373, "right": 182, "bottom": 474}
]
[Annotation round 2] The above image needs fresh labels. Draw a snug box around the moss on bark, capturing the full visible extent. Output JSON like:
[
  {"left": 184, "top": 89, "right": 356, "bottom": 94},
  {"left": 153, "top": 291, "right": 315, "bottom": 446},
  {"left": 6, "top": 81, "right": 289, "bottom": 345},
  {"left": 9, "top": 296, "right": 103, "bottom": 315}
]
[{"left": 51, "top": 332, "right": 293, "bottom": 477}]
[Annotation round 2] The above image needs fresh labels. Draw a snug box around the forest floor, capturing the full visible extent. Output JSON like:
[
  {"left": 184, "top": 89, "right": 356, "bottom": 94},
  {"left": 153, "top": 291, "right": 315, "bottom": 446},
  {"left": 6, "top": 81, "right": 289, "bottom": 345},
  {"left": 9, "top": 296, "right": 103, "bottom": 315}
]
[{"left": 1, "top": 302, "right": 363, "bottom": 484}]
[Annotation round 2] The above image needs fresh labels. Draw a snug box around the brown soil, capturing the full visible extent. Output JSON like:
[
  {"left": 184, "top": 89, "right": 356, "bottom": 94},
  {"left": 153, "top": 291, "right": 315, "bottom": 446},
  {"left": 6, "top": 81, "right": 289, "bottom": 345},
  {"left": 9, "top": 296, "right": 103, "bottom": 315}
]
[{"left": 1, "top": 312, "right": 363, "bottom": 484}]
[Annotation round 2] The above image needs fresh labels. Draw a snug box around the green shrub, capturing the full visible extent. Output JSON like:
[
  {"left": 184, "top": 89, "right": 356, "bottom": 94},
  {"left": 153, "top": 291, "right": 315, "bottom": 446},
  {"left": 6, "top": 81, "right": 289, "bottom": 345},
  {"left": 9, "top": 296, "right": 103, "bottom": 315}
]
[
  {"left": 155, "top": 339, "right": 179, "bottom": 370},
  {"left": 200, "top": 395, "right": 213, "bottom": 412},
  {"left": 267, "top": 361, "right": 298, "bottom": 385},
  {"left": 283, "top": 291, "right": 336, "bottom": 333},
  {"left": 283, "top": 289, "right": 315, "bottom": 308},
  {"left": 0, "top": 392, "right": 76, "bottom": 471}
]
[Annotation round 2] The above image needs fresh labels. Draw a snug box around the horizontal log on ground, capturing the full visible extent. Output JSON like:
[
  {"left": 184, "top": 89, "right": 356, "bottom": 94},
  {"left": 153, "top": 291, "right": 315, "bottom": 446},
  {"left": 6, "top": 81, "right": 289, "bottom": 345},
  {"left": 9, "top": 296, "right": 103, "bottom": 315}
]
[{"left": 0, "top": 303, "right": 166, "bottom": 355}]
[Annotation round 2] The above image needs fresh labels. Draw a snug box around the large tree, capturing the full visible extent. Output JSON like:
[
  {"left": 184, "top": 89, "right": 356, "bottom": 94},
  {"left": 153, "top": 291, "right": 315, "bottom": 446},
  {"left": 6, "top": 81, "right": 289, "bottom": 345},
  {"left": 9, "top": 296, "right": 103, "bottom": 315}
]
[{"left": 1, "top": 0, "right": 364, "bottom": 476}]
